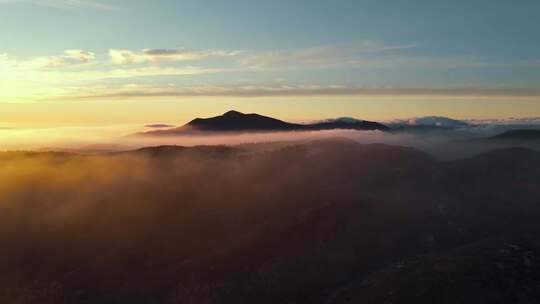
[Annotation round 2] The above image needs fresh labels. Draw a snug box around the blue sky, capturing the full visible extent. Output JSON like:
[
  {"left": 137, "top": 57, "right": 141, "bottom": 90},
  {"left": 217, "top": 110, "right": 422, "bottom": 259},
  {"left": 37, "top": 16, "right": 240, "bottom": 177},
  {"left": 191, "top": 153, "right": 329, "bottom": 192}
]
[
  {"left": 0, "top": 0, "right": 539, "bottom": 126},
  {"left": 2, "top": 1, "right": 539, "bottom": 55}
]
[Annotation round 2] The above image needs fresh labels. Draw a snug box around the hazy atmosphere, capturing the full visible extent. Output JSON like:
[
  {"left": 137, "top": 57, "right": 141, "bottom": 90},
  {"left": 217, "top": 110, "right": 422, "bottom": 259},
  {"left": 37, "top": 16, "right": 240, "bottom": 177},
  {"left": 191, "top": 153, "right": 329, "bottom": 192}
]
[
  {"left": 1, "top": 1, "right": 540, "bottom": 303},
  {"left": 1, "top": 1, "right": 540, "bottom": 136}
]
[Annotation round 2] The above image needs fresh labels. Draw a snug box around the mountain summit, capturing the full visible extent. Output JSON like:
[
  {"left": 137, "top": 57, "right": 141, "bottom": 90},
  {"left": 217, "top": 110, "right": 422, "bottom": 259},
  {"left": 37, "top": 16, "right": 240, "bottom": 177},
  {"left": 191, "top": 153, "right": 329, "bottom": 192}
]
[
  {"left": 186, "top": 110, "right": 303, "bottom": 131},
  {"left": 138, "top": 111, "right": 388, "bottom": 136}
]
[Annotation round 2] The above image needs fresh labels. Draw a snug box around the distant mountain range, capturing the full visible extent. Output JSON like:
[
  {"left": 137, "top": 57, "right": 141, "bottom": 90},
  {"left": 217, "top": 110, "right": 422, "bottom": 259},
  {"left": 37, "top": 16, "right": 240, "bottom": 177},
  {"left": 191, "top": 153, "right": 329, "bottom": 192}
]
[
  {"left": 137, "top": 110, "right": 389, "bottom": 136},
  {"left": 465, "top": 129, "right": 540, "bottom": 144},
  {"left": 136, "top": 111, "right": 540, "bottom": 144},
  {"left": 388, "top": 116, "right": 471, "bottom": 133},
  {"left": 490, "top": 129, "right": 540, "bottom": 140},
  {"left": 390, "top": 117, "right": 540, "bottom": 143}
]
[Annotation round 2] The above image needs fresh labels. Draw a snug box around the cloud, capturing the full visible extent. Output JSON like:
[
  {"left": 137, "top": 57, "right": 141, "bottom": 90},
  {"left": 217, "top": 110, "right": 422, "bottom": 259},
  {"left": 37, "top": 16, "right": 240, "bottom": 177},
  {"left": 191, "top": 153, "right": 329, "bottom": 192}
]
[
  {"left": 237, "top": 43, "right": 539, "bottom": 71},
  {"left": 0, "top": 52, "right": 103, "bottom": 101},
  {"left": 238, "top": 41, "right": 417, "bottom": 68},
  {"left": 388, "top": 117, "right": 540, "bottom": 130},
  {"left": 109, "top": 49, "right": 206, "bottom": 65},
  {"left": 26, "top": 49, "right": 96, "bottom": 69},
  {"left": 384, "top": 116, "right": 540, "bottom": 144},
  {"left": 388, "top": 116, "right": 470, "bottom": 128},
  {"left": 109, "top": 48, "right": 242, "bottom": 65},
  {"left": 145, "top": 124, "right": 176, "bottom": 129},
  {"left": 466, "top": 117, "right": 540, "bottom": 125},
  {"left": 3, "top": 42, "right": 540, "bottom": 102},
  {"left": 344, "top": 55, "right": 522, "bottom": 69},
  {"left": 95, "top": 66, "right": 220, "bottom": 79},
  {"left": 1, "top": 50, "right": 216, "bottom": 77},
  {"left": 0, "top": 49, "right": 224, "bottom": 101},
  {"left": 53, "top": 84, "right": 540, "bottom": 100},
  {"left": 0, "top": 0, "right": 117, "bottom": 10},
  {"left": 0, "top": 49, "right": 97, "bottom": 70},
  {"left": 64, "top": 49, "right": 95, "bottom": 62}
]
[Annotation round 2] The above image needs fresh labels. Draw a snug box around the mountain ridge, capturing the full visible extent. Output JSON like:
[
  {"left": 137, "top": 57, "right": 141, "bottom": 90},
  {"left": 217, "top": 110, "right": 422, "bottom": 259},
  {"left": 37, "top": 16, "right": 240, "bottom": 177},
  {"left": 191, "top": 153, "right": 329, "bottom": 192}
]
[
  {"left": 491, "top": 129, "right": 540, "bottom": 140},
  {"left": 136, "top": 110, "right": 388, "bottom": 136}
]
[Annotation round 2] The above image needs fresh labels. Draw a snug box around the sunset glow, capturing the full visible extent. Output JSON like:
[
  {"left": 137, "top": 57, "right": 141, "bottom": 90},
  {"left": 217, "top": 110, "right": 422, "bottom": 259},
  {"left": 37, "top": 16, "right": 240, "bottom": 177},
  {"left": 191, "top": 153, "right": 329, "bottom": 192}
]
[{"left": 1, "top": 1, "right": 539, "bottom": 149}]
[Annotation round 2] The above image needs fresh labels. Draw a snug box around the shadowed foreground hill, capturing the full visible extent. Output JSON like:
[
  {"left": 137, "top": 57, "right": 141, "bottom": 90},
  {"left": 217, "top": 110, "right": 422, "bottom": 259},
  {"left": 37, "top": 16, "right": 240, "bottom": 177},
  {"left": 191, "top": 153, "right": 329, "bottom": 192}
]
[
  {"left": 330, "top": 237, "right": 540, "bottom": 304},
  {"left": 0, "top": 139, "right": 539, "bottom": 303}
]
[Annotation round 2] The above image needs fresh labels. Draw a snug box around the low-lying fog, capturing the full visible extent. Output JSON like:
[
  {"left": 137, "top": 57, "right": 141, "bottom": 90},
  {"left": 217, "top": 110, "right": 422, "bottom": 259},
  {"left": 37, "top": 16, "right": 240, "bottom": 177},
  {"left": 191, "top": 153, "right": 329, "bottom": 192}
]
[
  {"left": 2, "top": 133, "right": 540, "bottom": 303},
  {"left": 1, "top": 121, "right": 539, "bottom": 160}
]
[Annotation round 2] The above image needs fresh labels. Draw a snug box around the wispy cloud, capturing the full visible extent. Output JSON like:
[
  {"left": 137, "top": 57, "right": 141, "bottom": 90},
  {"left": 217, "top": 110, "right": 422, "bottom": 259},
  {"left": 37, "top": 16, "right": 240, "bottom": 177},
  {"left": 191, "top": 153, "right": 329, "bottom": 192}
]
[
  {"left": 0, "top": 0, "right": 117, "bottom": 10},
  {"left": 25, "top": 49, "right": 96, "bottom": 69},
  {"left": 109, "top": 48, "right": 243, "bottom": 65},
  {"left": 0, "top": 51, "right": 220, "bottom": 101},
  {"left": 344, "top": 55, "right": 533, "bottom": 69},
  {"left": 51, "top": 84, "right": 540, "bottom": 100},
  {"left": 466, "top": 117, "right": 540, "bottom": 125},
  {"left": 3, "top": 42, "right": 540, "bottom": 102},
  {"left": 109, "top": 49, "right": 207, "bottom": 65},
  {"left": 145, "top": 124, "right": 176, "bottom": 129},
  {"left": 237, "top": 43, "right": 540, "bottom": 70},
  {"left": 238, "top": 41, "right": 417, "bottom": 69},
  {"left": 1, "top": 51, "right": 218, "bottom": 78},
  {"left": 81, "top": 66, "right": 221, "bottom": 79}
]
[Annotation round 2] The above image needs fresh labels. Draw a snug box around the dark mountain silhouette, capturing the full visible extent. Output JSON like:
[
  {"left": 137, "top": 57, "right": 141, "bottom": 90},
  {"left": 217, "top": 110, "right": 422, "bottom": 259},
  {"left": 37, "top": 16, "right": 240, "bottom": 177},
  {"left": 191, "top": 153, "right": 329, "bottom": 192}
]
[
  {"left": 306, "top": 117, "right": 389, "bottom": 132},
  {"left": 467, "top": 129, "right": 540, "bottom": 143},
  {"left": 187, "top": 110, "right": 303, "bottom": 131},
  {"left": 491, "top": 129, "right": 540, "bottom": 140},
  {"left": 464, "top": 130, "right": 540, "bottom": 152},
  {"left": 136, "top": 110, "right": 388, "bottom": 136}
]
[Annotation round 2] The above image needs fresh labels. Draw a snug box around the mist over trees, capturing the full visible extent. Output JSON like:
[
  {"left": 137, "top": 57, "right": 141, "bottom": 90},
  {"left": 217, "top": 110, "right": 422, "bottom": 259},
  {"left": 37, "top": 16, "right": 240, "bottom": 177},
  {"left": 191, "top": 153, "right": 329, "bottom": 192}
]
[{"left": 1, "top": 139, "right": 540, "bottom": 303}]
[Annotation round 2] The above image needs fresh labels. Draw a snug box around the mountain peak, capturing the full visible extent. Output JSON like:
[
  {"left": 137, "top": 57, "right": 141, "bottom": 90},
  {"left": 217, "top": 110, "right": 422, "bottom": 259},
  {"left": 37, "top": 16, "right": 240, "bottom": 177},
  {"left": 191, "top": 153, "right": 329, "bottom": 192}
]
[
  {"left": 222, "top": 110, "right": 245, "bottom": 117},
  {"left": 183, "top": 110, "right": 298, "bottom": 132},
  {"left": 137, "top": 111, "right": 389, "bottom": 136}
]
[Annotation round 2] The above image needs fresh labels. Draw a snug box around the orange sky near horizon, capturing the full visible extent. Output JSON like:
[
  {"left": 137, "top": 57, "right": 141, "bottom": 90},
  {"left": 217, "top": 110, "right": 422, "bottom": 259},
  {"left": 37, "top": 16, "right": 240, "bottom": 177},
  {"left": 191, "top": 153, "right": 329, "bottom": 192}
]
[{"left": 1, "top": 95, "right": 539, "bottom": 130}]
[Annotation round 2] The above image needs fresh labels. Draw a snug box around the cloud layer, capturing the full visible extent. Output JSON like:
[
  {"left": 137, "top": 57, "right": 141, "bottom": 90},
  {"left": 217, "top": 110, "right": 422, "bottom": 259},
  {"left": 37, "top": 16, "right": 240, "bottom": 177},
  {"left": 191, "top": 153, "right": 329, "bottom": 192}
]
[
  {"left": 109, "top": 49, "right": 207, "bottom": 65},
  {"left": 57, "top": 84, "right": 540, "bottom": 100},
  {"left": 1, "top": 42, "right": 540, "bottom": 102}
]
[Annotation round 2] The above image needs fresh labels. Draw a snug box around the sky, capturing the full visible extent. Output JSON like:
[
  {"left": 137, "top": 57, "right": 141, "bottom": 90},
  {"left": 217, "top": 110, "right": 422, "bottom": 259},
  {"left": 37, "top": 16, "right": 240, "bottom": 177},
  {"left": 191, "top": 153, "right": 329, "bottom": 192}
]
[{"left": 0, "top": 0, "right": 540, "bottom": 133}]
